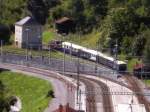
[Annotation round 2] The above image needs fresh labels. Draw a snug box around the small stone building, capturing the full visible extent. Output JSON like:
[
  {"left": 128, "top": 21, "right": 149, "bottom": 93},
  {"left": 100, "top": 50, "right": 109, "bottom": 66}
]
[
  {"left": 15, "top": 16, "right": 42, "bottom": 48},
  {"left": 55, "top": 17, "right": 75, "bottom": 35}
]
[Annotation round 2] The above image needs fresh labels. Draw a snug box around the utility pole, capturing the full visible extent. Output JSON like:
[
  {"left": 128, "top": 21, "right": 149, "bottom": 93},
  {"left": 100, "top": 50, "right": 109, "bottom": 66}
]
[
  {"left": 77, "top": 31, "right": 81, "bottom": 106},
  {"left": 26, "top": 28, "right": 30, "bottom": 61},
  {"left": 70, "top": 42, "right": 72, "bottom": 61},
  {"left": 95, "top": 43, "right": 99, "bottom": 74},
  {"left": 0, "top": 40, "right": 3, "bottom": 58},
  {"left": 114, "top": 39, "right": 118, "bottom": 74},
  {"left": 140, "top": 57, "right": 144, "bottom": 81},
  {"left": 49, "top": 45, "right": 51, "bottom": 65},
  {"left": 62, "top": 33, "right": 66, "bottom": 75}
]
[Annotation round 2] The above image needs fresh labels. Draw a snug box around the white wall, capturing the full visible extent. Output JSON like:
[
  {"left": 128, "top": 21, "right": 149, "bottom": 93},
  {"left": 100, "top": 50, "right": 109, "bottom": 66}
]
[
  {"left": 15, "top": 24, "right": 42, "bottom": 48},
  {"left": 15, "top": 25, "right": 22, "bottom": 43}
]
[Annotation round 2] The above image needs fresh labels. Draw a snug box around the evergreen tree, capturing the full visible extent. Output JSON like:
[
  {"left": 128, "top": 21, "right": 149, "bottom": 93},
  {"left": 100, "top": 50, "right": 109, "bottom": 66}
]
[{"left": 27, "top": 0, "right": 49, "bottom": 25}]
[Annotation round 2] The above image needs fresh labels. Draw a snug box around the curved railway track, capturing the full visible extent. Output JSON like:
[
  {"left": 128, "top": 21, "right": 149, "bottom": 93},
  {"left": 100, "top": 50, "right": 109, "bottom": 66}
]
[
  {"left": 90, "top": 78, "right": 114, "bottom": 112},
  {"left": 1, "top": 63, "right": 114, "bottom": 112},
  {"left": 124, "top": 75, "right": 150, "bottom": 112},
  {"left": 2, "top": 63, "right": 148, "bottom": 112},
  {"left": 80, "top": 78, "right": 97, "bottom": 112},
  {"left": 69, "top": 75, "right": 114, "bottom": 112}
]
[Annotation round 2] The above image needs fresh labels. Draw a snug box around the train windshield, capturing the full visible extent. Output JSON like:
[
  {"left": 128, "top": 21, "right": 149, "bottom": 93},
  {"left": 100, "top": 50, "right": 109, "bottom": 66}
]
[{"left": 119, "top": 64, "right": 127, "bottom": 72}]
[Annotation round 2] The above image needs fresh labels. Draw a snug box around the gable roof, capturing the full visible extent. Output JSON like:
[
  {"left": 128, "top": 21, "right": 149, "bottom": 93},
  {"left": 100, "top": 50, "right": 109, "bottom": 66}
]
[
  {"left": 15, "top": 16, "right": 39, "bottom": 26},
  {"left": 55, "top": 17, "right": 71, "bottom": 24}
]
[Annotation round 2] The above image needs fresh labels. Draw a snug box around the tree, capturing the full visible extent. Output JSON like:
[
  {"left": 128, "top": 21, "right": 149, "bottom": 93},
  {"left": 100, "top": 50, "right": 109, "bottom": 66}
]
[
  {"left": 27, "top": 0, "right": 49, "bottom": 25},
  {"left": 67, "top": 0, "right": 85, "bottom": 32},
  {"left": 100, "top": 8, "right": 138, "bottom": 53},
  {"left": 122, "top": 36, "right": 134, "bottom": 54},
  {"left": 0, "top": 24, "right": 11, "bottom": 44},
  {"left": 83, "top": 0, "right": 108, "bottom": 29},
  {"left": 132, "top": 34, "right": 146, "bottom": 56},
  {"left": 0, "top": 0, "right": 27, "bottom": 25},
  {"left": 85, "top": 0, "right": 108, "bottom": 17},
  {"left": 144, "top": 30, "right": 150, "bottom": 65}
]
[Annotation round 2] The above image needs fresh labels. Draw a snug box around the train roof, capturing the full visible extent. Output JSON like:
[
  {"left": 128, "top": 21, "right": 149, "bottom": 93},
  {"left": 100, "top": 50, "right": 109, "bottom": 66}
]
[
  {"left": 62, "top": 42, "right": 126, "bottom": 65},
  {"left": 62, "top": 41, "right": 84, "bottom": 49},
  {"left": 84, "top": 49, "right": 126, "bottom": 65}
]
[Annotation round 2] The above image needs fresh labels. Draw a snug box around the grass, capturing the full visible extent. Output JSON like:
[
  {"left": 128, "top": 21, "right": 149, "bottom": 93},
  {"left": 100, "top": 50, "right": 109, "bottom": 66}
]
[
  {"left": 3, "top": 45, "right": 67, "bottom": 59},
  {"left": 66, "top": 30, "right": 101, "bottom": 49},
  {"left": 0, "top": 71, "right": 53, "bottom": 112},
  {"left": 144, "top": 80, "right": 150, "bottom": 86},
  {"left": 127, "top": 58, "right": 138, "bottom": 71},
  {"left": 42, "top": 30, "right": 57, "bottom": 44}
]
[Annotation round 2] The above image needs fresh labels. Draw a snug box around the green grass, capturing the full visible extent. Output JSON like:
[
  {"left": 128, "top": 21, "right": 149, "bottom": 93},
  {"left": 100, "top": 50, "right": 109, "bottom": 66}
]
[
  {"left": 3, "top": 45, "right": 67, "bottom": 59},
  {"left": 144, "top": 80, "right": 150, "bottom": 86},
  {"left": 0, "top": 71, "right": 53, "bottom": 112},
  {"left": 42, "top": 30, "right": 57, "bottom": 44},
  {"left": 66, "top": 30, "right": 101, "bottom": 49}
]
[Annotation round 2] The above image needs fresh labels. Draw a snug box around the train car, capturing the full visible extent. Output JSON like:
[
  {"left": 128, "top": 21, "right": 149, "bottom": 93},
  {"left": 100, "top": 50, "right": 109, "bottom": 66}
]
[
  {"left": 49, "top": 40, "right": 62, "bottom": 50},
  {"left": 62, "top": 41, "right": 127, "bottom": 72},
  {"left": 97, "top": 53, "right": 127, "bottom": 71},
  {"left": 80, "top": 47, "right": 127, "bottom": 71},
  {"left": 62, "top": 42, "right": 82, "bottom": 56}
]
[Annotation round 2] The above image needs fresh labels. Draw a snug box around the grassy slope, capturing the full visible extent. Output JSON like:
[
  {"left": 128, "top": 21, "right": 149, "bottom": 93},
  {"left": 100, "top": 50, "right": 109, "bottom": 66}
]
[
  {"left": 66, "top": 31, "right": 101, "bottom": 49},
  {"left": 0, "top": 71, "right": 53, "bottom": 112},
  {"left": 3, "top": 45, "right": 67, "bottom": 58},
  {"left": 42, "top": 30, "right": 57, "bottom": 44}
]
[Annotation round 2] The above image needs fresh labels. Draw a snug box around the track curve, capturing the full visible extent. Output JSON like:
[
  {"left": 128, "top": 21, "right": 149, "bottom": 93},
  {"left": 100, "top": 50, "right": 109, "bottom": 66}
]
[
  {"left": 69, "top": 75, "right": 114, "bottom": 112},
  {"left": 0, "top": 63, "right": 76, "bottom": 112},
  {"left": 124, "top": 75, "right": 150, "bottom": 112}
]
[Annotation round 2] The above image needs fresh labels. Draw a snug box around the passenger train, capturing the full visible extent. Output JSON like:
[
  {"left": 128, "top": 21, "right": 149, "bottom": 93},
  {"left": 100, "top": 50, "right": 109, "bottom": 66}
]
[{"left": 51, "top": 41, "right": 127, "bottom": 72}]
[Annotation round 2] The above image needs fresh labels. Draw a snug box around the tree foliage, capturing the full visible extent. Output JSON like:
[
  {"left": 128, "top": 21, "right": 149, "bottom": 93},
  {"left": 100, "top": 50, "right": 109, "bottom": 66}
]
[
  {"left": 0, "top": 0, "right": 150, "bottom": 63},
  {"left": 27, "top": 0, "right": 49, "bottom": 25},
  {"left": 0, "top": 0, "right": 27, "bottom": 25}
]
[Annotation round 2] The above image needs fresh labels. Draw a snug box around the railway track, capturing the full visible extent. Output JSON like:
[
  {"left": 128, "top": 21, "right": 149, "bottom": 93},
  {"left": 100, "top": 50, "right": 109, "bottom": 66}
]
[
  {"left": 124, "top": 75, "right": 150, "bottom": 112},
  {"left": 69, "top": 75, "right": 114, "bottom": 112},
  {"left": 1, "top": 63, "right": 114, "bottom": 112},
  {"left": 0, "top": 63, "right": 77, "bottom": 111},
  {"left": 90, "top": 78, "right": 114, "bottom": 112},
  {"left": 80, "top": 78, "right": 97, "bottom": 112}
]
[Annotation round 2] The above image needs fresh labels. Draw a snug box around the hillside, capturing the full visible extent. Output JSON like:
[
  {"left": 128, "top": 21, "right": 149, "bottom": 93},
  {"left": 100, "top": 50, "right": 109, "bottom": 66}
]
[{"left": 0, "top": 0, "right": 150, "bottom": 67}]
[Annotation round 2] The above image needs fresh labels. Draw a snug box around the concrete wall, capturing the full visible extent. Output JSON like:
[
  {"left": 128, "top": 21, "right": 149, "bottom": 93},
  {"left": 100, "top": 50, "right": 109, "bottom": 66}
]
[
  {"left": 15, "top": 25, "right": 22, "bottom": 48},
  {"left": 15, "top": 24, "right": 42, "bottom": 48}
]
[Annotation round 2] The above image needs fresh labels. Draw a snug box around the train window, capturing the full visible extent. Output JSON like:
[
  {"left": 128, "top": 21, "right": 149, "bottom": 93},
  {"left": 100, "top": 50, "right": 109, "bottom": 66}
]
[{"left": 92, "top": 54, "right": 96, "bottom": 57}]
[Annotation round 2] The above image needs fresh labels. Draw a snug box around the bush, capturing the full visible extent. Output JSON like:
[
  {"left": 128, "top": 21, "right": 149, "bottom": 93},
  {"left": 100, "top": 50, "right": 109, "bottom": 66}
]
[
  {"left": 47, "top": 90, "right": 55, "bottom": 98},
  {"left": 0, "top": 24, "right": 11, "bottom": 44}
]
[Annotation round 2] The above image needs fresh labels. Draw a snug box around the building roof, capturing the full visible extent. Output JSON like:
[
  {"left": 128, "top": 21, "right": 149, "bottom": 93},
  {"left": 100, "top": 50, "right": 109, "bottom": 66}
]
[
  {"left": 134, "top": 63, "right": 144, "bottom": 70},
  {"left": 55, "top": 17, "right": 71, "bottom": 24},
  {"left": 15, "top": 16, "right": 39, "bottom": 26}
]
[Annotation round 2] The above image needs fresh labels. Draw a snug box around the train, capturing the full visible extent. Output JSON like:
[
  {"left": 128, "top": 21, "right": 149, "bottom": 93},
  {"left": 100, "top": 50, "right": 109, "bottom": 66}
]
[{"left": 50, "top": 41, "right": 127, "bottom": 72}]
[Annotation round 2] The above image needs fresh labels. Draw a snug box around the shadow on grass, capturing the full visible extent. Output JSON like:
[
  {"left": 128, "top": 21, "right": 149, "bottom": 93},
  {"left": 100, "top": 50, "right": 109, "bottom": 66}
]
[{"left": 0, "top": 68, "right": 10, "bottom": 73}]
